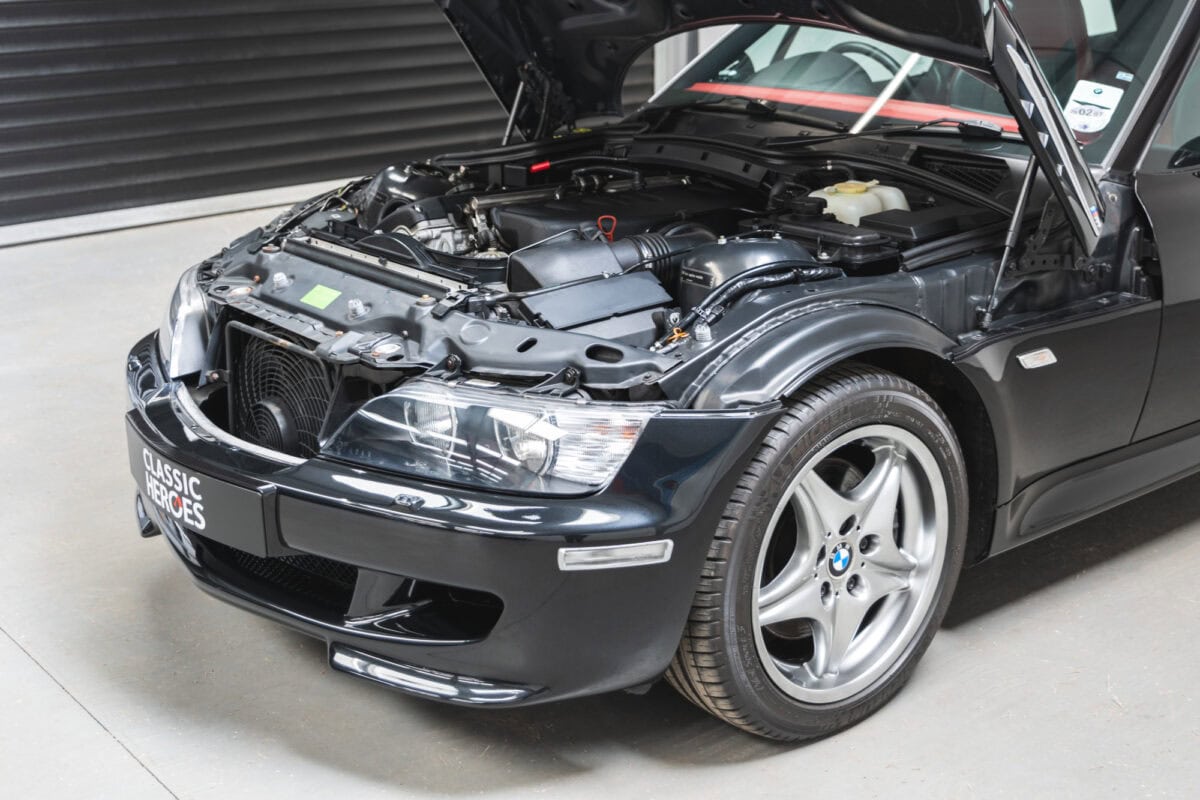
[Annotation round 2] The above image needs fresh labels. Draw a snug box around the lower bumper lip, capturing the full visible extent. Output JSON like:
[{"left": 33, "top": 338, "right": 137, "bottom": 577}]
[{"left": 329, "top": 646, "right": 540, "bottom": 705}]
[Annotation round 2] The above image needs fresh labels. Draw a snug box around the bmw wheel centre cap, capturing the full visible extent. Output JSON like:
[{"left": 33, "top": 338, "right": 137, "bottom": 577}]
[{"left": 829, "top": 543, "right": 853, "bottom": 577}]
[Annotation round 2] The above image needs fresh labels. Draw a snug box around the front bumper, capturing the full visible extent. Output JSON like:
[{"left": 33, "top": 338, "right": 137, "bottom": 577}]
[{"left": 126, "top": 332, "right": 778, "bottom": 705}]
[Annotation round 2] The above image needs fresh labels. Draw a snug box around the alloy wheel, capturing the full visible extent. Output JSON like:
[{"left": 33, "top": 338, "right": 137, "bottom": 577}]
[{"left": 752, "top": 424, "right": 949, "bottom": 703}]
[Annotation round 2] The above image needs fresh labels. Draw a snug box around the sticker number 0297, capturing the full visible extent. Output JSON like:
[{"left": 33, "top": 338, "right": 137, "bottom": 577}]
[{"left": 142, "top": 448, "right": 207, "bottom": 530}]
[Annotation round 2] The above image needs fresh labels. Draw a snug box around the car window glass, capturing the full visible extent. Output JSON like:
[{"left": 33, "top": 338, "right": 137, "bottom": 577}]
[
  {"left": 656, "top": 23, "right": 1017, "bottom": 133},
  {"left": 1142, "top": 49, "right": 1200, "bottom": 172},
  {"left": 741, "top": 25, "right": 787, "bottom": 72},
  {"left": 780, "top": 29, "right": 935, "bottom": 83},
  {"left": 643, "top": 0, "right": 1189, "bottom": 163}
]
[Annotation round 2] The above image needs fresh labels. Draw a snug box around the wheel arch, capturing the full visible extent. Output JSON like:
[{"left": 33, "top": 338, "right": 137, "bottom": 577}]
[
  {"left": 851, "top": 348, "right": 998, "bottom": 566},
  {"left": 690, "top": 305, "right": 999, "bottom": 564}
]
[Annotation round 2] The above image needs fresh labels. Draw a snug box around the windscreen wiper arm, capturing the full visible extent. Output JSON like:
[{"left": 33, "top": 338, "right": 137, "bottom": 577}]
[
  {"left": 633, "top": 95, "right": 846, "bottom": 133},
  {"left": 763, "top": 117, "right": 1006, "bottom": 150}
]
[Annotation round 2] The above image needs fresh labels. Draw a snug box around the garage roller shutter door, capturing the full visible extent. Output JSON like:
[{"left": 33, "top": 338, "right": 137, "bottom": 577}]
[{"left": 0, "top": 0, "right": 654, "bottom": 226}]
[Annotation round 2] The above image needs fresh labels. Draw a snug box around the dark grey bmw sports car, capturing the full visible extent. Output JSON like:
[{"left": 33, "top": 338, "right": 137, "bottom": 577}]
[{"left": 126, "top": 0, "right": 1200, "bottom": 740}]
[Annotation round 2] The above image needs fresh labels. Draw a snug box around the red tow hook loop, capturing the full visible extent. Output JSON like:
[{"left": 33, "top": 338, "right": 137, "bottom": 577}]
[{"left": 597, "top": 215, "right": 618, "bottom": 242}]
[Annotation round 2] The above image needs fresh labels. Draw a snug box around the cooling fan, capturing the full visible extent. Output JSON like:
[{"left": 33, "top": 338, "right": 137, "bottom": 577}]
[{"left": 230, "top": 327, "right": 333, "bottom": 458}]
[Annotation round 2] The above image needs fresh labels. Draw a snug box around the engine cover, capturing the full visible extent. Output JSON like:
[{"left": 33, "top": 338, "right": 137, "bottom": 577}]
[{"left": 491, "top": 183, "right": 744, "bottom": 249}]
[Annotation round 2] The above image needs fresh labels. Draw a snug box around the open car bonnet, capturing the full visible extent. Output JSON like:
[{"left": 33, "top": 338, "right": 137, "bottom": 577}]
[{"left": 436, "top": 0, "right": 1106, "bottom": 253}]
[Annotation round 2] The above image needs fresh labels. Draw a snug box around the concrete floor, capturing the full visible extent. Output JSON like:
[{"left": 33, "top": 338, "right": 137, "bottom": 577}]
[{"left": 1, "top": 210, "right": 1198, "bottom": 799}]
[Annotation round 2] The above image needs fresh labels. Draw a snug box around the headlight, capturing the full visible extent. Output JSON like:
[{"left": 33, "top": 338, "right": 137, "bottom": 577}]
[
  {"left": 158, "top": 266, "right": 211, "bottom": 378},
  {"left": 324, "top": 380, "right": 662, "bottom": 495}
]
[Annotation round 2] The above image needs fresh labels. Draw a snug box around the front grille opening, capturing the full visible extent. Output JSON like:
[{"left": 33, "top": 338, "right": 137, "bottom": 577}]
[
  {"left": 201, "top": 536, "right": 358, "bottom": 616},
  {"left": 196, "top": 536, "right": 503, "bottom": 641},
  {"left": 424, "top": 584, "right": 504, "bottom": 640},
  {"left": 368, "top": 579, "right": 505, "bottom": 641},
  {"left": 226, "top": 323, "right": 333, "bottom": 459}
]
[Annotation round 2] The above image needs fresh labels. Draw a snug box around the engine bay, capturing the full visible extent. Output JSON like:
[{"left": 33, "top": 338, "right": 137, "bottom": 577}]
[
  {"left": 176, "top": 140, "right": 1140, "bottom": 457},
  {"left": 250, "top": 155, "right": 1008, "bottom": 354}
]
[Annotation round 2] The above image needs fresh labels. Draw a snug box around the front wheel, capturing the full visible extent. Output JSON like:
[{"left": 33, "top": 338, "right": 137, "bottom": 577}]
[{"left": 667, "top": 364, "right": 968, "bottom": 741}]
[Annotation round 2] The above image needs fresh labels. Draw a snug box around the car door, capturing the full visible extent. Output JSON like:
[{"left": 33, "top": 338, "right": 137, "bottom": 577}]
[{"left": 1132, "top": 44, "right": 1200, "bottom": 440}]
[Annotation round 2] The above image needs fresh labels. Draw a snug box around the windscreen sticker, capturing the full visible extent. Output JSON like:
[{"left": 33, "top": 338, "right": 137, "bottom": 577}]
[
  {"left": 300, "top": 284, "right": 342, "bottom": 309},
  {"left": 1065, "top": 80, "right": 1126, "bottom": 135}
]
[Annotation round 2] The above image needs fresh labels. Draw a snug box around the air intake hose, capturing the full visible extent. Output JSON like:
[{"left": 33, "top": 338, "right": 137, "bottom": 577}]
[
  {"left": 619, "top": 231, "right": 716, "bottom": 279},
  {"left": 654, "top": 260, "right": 843, "bottom": 349}
]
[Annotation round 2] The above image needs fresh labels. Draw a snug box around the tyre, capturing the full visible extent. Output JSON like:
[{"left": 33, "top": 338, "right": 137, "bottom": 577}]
[{"left": 667, "top": 363, "right": 969, "bottom": 741}]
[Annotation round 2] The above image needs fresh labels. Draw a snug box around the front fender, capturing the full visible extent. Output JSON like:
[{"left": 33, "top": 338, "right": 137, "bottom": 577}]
[{"left": 684, "top": 303, "right": 958, "bottom": 409}]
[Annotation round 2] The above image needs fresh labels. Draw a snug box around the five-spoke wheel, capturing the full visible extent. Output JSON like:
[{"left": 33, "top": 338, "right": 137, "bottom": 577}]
[
  {"left": 753, "top": 425, "right": 947, "bottom": 703},
  {"left": 667, "top": 365, "right": 967, "bottom": 741}
]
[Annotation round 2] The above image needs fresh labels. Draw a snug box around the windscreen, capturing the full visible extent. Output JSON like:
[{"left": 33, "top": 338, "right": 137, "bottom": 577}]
[{"left": 649, "top": 0, "right": 1188, "bottom": 160}]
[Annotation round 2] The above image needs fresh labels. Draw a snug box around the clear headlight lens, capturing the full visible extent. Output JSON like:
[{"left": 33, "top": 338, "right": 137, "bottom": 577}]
[
  {"left": 157, "top": 266, "right": 210, "bottom": 378},
  {"left": 403, "top": 396, "right": 460, "bottom": 451},
  {"left": 324, "top": 380, "right": 662, "bottom": 495}
]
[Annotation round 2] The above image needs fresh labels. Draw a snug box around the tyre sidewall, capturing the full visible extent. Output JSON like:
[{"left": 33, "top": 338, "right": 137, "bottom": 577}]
[{"left": 723, "top": 375, "right": 969, "bottom": 738}]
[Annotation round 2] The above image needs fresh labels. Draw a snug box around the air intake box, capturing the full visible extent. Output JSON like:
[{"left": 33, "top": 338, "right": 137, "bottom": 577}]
[{"left": 518, "top": 272, "right": 671, "bottom": 330}]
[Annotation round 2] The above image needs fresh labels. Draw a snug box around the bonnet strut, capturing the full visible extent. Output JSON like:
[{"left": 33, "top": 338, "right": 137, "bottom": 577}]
[
  {"left": 500, "top": 79, "right": 526, "bottom": 147},
  {"left": 980, "top": 154, "right": 1038, "bottom": 330}
]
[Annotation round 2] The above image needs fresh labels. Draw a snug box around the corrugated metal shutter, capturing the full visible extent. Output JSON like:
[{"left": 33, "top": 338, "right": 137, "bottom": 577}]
[{"left": 0, "top": 0, "right": 654, "bottom": 226}]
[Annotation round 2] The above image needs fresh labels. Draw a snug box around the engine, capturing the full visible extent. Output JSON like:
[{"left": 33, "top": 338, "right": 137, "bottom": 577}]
[
  {"left": 288, "top": 157, "right": 1002, "bottom": 351},
  {"left": 353, "top": 162, "right": 748, "bottom": 257}
]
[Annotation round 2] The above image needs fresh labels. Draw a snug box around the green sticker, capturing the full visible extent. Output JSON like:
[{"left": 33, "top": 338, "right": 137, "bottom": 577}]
[{"left": 300, "top": 284, "right": 341, "bottom": 310}]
